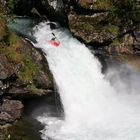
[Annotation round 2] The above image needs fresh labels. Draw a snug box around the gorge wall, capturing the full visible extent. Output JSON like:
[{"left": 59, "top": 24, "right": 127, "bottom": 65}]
[
  {"left": 9, "top": 0, "right": 140, "bottom": 70},
  {"left": 0, "top": 1, "right": 54, "bottom": 127}
]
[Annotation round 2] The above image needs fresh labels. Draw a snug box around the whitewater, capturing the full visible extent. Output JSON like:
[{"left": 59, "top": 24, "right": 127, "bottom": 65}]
[{"left": 33, "top": 22, "right": 140, "bottom": 140}]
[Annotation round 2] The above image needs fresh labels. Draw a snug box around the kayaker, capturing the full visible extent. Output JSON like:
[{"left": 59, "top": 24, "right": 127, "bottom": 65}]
[{"left": 48, "top": 33, "right": 60, "bottom": 47}]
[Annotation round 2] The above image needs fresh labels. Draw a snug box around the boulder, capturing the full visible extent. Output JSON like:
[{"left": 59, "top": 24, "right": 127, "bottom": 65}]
[{"left": 0, "top": 99, "right": 23, "bottom": 125}]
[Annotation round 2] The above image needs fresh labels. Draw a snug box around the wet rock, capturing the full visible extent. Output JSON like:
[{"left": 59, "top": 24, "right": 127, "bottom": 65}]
[
  {"left": 68, "top": 13, "right": 118, "bottom": 43},
  {"left": 10, "top": 0, "right": 68, "bottom": 27},
  {"left": 0, "top": 99, "right": 23, "bottom": 125},
  {"left": 0, "top": 34, "right": 54, "bottom": 98},
  {"left": 34, "top": 71, "right": 53, "bottom": 89},
  {"left": 8, "top": 87, "right": 29, "bottom": 95},
  {"left": 67, "top": 2, "right": 140, "bottom": 70}
]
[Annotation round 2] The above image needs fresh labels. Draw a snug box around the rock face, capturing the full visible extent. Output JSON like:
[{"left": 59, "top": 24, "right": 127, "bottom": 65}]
[
  {"left": 0, "top": 36, "right": 54, "bottom": 98},
  {"left": 66, "top": 0, "right": 140, "bottom": 70},
  {"left": 11, "top": 0, "right": 68, "bottom": 27},
  {"left": 0, "top": 99, "right": 23, "bottom": 125},
  {"left": 0, "top": 4, "right": 54, "bottom": 97},
  {"left": 0, "top": 2, "right": 54, "bottom": 126}
]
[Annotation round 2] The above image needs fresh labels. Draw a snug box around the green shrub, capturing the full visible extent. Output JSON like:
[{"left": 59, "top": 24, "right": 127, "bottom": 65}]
[{"left": 6, "top": 0, "right": 20, "bottom": 14}]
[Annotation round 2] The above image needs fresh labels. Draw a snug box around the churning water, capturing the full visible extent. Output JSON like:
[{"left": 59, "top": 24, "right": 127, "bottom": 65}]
[{"left": 33, "top": 22, "right": 140, "bottom": 140}]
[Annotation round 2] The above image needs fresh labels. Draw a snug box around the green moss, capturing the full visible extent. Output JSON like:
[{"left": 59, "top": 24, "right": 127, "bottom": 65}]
[
  {"left": 82, "top": 22, "right": 94, "bottom": 31},
  {"left": 18, "top": 56, "right": 38, "bottom": 82},
  {"left": 7, "top": 31, "right": 18, "bottom": 46},
  {"left": 3, "top": 47, "right": 21, "bottom": 63},
  {"left": 0, "top": 119, "right": 41, "bottom": 140},
  {"left": 0, "top": 31, "right": 21, "bottom": 64},
  {"left": 93, "top": 0, "right": 111, "bottom": 10},
  {"left": 104, "top": 24, "right": 119, "bottom": 35},
  {"left": 75, "top": 22, "right": 94, "bottom": 31},
  {"left": 111, "top": 38, "right": 120, "bottom": 46},
  {"left": 0, "top": 30, "right": 38, "bottom": 83},
  {"left": 26, "top": 83, "right": 36, "bottom": 90}
]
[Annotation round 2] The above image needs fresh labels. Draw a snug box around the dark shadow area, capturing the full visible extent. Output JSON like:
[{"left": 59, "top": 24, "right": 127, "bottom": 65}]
[
  {"left": 13, "top": 0, "right": 68, "bottom": 27},
  {"left": 14, "top": 92, "right": 63, "bottom": 140},
  {"left": 23, "top": 92, "right": 63, "bottom": 119},
  {"left": 64, "top": 0, "right": 107, "bottom": 15}
]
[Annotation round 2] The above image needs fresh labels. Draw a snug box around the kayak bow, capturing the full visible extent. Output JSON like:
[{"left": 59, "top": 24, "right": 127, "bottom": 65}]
[{"left": 48, "top": 40, "right": 60, "bottom": 47}]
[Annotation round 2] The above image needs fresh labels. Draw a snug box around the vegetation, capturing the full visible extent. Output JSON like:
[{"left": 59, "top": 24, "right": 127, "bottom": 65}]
[
  {"left": 111, "top": 38, "right": 120, "bottom": 46},
  {"left": 82, "top": 22, "right": 94, "bottom": 31},
  {"left": 108, "top": 0, "right": 140, "bottom": 26},
  {"left": 104, "top": 24, "right": 119, "bottom": 35},
  {"left": 0, "top": 119, "right": 41, "bottom": 140},
  {"left": 92, "top": 0, "right": 140, "bottom": 28},
  {"left": 18, "top": 56, "right": 38, "bottom": 82},
  {"left": 6, "top": 0, "right": 20, "bottom": 14},
  {"left": 0, "top": 29, "right": 38, "bottom": 84},
  {"left": 94, "top": 0, "right": 111, "bottom": 10}
]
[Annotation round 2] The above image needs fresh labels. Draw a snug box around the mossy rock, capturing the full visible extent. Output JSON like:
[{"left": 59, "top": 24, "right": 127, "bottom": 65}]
[
  {"left": 0, "top": 119, "right": 41, "bottom": 140},
  {"left": 111, "top": 38, "right": 121, "bottom": 46},
  {"left": 93, "top": 0, "right": 112, "bottom": 10},
  {"left": 0, "top": 17, "right": 7, "bottom": 40},
  {"left": 0, "top": 28, "right": 53, "bottom": 94},
  {"left": 104, "top": 24, "right": 119, "bottom": 35},
  {"left": 82, "top": 22, "right": 94, "bottom": 31}
]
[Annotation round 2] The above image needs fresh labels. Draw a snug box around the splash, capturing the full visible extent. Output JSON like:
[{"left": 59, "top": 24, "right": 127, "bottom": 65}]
[{"left": 33, "top": 22, "right": 140, "bottom": 140}]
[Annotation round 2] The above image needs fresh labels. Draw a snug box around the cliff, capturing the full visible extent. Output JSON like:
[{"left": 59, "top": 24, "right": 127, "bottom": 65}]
[{"left": 0, "top": 1, "right": 54, "bottom": 127}]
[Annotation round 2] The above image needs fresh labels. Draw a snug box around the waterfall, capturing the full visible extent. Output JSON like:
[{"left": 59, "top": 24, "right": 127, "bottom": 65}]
[
  {"left": 7, "top": 17, "right": 37, "bottom": 43},
  {"left": 33, "top": 22, "right": 140, "bottom": 140}
]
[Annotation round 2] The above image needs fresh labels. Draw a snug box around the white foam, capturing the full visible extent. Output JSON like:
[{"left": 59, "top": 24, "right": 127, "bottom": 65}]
[{"left": 33, "top": 22, "right": 140, "bottom": 140}]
